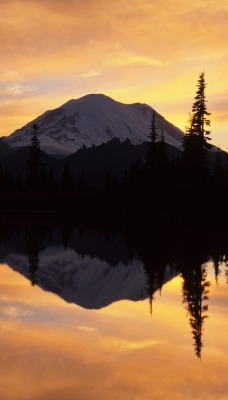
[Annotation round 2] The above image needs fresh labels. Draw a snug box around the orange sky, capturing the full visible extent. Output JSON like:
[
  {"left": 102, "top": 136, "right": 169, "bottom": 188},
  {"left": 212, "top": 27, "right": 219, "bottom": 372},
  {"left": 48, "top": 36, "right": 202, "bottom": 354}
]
[
  {"left": 0, "top": 0, "right": 227, "bottom": 149},
  {"left": 0, "top": 262, "right": 227, "bottom": 399}
]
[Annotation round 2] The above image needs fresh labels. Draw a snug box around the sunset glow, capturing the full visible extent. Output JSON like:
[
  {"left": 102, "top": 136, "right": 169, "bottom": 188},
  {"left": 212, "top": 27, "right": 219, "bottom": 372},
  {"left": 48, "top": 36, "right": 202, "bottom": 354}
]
[
  {"left": 0, "top": 262, "right": 227, "bottom": 400},
  {"left": 0, "top": 0, "right": 227, "bottom": 149}
]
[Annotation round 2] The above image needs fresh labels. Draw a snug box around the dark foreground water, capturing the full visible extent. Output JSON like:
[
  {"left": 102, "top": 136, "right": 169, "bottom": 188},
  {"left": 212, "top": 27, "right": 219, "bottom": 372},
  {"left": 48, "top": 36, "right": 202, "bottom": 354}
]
[{"left": 0, "top": 218, "right": 227, "bottom": 400}]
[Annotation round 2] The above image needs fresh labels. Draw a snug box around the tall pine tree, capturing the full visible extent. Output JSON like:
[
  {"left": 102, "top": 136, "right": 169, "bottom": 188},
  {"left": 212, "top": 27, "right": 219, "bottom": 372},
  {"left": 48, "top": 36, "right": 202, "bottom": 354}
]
[
  {"left": 26, "top": 124, "right": 42, "bottom": 190},
  {"left": 145, "top": 111, "right": 159, "bottom": 175},
  {"left": 181, "top": 72, "right": 211, "bottom": 212},
  {"left": 182, "top": 72, "right": 211, "bottom": 173}
]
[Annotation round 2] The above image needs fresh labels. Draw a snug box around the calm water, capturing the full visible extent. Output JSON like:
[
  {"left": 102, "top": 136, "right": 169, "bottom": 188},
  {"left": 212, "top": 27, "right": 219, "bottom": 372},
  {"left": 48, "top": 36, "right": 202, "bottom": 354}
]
[{"left": 0, "top": 219, "right": 227, "bottom": 400}]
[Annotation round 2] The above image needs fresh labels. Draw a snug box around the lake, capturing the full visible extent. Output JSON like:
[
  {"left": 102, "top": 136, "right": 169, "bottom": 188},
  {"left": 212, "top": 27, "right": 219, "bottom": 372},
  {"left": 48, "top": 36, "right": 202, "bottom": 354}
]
[{"left": 0, "top": 216, "right": 227, "bottom": 400}]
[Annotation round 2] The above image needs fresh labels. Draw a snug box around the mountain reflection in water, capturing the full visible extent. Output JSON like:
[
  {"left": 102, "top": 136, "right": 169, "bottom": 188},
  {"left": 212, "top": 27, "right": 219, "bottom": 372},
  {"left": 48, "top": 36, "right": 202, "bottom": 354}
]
[
  {"left": 1, "top": 223, "right": 151, "bottom": 308},
  {"left": 0, "top": 216, "right": 227, "bottom": 362}
]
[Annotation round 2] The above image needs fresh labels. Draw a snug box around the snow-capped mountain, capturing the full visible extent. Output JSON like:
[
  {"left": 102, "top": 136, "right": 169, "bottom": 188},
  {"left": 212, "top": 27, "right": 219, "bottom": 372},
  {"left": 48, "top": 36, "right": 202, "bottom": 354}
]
[
  {"left": 4, "top": 94, "right": 184, "bottom": 157},
  {"left": 0, "top": 224, "right": 177, "bottom": 309},
  {"left": 1, "top": 245, "right": 177, "bottom": 309},
  {"left": 1, "top": 246, "right": 147, "bottom": 309}
]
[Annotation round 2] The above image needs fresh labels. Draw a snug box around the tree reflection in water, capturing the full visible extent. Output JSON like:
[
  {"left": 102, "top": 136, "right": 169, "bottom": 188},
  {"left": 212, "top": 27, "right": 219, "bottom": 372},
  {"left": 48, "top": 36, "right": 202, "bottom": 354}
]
[
  {"left": 182, "top": 266, "right": 210, "bottom": 359},
  {"left": 26, "top": 226, "right": 40, "bottom": 286},
  {"left": 0, "top": 214, "right": 227, "bottom": 358}
]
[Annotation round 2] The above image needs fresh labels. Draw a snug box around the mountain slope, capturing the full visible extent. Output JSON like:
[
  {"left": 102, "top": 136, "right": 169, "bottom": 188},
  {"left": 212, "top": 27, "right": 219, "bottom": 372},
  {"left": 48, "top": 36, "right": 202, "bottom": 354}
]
[
  {"left": 0, "top": 146, "right": 64, "bottom": 181},
  {"left": 66, "top": 137, "right": 180, "bottom": 189},
  {"left": 0, "top": 138, "right": 180, "bottom": 189},
  {"left": 1, "top": 244, "right": 177, "bottom": 309},
  {"left": 4, "top": 94, "right": 184, "bottom": 157},
  {"left": 0, "top": 224, "right": 178, "bottom": 309}
]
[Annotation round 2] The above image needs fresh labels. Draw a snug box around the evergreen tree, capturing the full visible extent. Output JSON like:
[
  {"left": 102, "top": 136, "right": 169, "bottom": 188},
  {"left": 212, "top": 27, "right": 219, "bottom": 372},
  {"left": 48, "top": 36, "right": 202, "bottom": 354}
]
[
  {"left": 190, "top": 72, "right": 211, "bottom": 139},
  {"left": 182, "top": 265, "right": 210, "bottom": 359},
  {"left": 157, "top": 130, "right": 168, "bottom": 177},
  {"left": 158, "top": 131, "right": 167, "bottom": 163},
  {"left": 181, "top": 72, "right": 211, "bottom": 212},
  {"left": 142, "top": 111, "right": 160, "bottom": 205},
  {"left": 26, "top": 124, "right": 42, "bottom": 190},
  {"left": 26, "top": 225, "right": 41, "bottom": 286},
  {"left": 144, "top": 111, "right": 159, "bottom": 175},
  {"left": 143, "top": 112, "right": 171, "bottom": 209},
  {"left": 182, "top": 72, "right": 211, "bottom": 173}
]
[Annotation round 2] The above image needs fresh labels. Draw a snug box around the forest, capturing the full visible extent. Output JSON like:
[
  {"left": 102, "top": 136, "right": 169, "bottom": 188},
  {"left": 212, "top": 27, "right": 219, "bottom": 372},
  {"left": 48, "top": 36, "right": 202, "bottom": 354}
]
[
  {"left": 0, "top": 73, "right": 227, "bottom": 360},
  {"left": 0, "top": 72, "right": 227, "bottom": 220}
]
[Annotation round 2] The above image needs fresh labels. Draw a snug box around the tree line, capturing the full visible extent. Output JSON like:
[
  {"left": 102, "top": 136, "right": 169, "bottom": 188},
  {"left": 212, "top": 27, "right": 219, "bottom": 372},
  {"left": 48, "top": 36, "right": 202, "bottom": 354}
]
[
  {"left": 121, "top": 72, "right": 228, "bottom": 218},
  {"left": 0, "top": 213, "right": 227, "bottom": 359},
  {"left": 0, "top": 72, "right": 227, "bottom": 216}
]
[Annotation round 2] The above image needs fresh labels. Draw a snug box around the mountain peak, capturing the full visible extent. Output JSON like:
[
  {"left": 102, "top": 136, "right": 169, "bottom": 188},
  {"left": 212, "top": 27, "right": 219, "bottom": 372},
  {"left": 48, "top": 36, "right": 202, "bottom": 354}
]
[
  {"left": 65, "top": 93, "right": 113, "bottom": 105},
  {"left": 5, "top": 94, "right": 184, "bottom": 157}
]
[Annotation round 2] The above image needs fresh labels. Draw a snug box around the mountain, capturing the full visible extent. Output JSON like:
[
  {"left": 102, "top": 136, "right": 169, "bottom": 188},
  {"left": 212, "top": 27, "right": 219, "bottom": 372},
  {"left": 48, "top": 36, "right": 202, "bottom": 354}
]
[
  {"left": 0, "top": 145, "right": 64, "bottom": 182},
  {"left": 0, "top": 219, "right": 180, "bottom": 310},
  {"left": 3, "top": 94, "right": 184, "bottom": 157},
  {"left": 0, "top": 137, "right": 180, "bottom": 190},
  {"left": 66, "top": 137, "right": 180, "bottom": 189},
  {"left": 2, "top": 247, "right": 148, "bottom": 309},
  {"left": 0, "top": 235, "right": 175, "bottom": 309}
]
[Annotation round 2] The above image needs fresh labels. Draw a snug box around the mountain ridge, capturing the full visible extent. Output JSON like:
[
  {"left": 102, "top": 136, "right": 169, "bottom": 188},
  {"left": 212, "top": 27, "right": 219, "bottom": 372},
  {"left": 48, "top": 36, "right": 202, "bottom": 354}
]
[{"left": 3, "top": 94, "right": 184, "bottom": 157}]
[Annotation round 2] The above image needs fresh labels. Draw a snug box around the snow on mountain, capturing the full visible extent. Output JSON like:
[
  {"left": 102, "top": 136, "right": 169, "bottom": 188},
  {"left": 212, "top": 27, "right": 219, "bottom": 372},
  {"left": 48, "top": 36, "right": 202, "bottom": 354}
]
[
  {"left": 4, "top": 94, "right": 184, "bottom": 157},
  {"left": 2, "top": 246, "right": 147, "bottom": 309},
  {"left": 1, "top": 245, "right": 177, "bottom": 309}
]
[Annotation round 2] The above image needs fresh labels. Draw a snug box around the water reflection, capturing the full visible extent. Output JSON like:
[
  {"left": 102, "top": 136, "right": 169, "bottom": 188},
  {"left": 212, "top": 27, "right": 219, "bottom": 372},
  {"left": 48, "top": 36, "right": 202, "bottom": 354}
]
[{"left": 0, "top": 216, "right": 227, "bottom": 363}]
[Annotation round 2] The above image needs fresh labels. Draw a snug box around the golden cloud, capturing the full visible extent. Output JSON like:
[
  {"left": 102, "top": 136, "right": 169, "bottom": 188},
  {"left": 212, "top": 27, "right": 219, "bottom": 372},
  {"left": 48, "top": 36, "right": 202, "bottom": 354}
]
[
  {"left": 0, "top": 83, "right": 36, "bottom": 96},
  {"left": 0, "top": 0, "right": 227, "bottom": 146}
]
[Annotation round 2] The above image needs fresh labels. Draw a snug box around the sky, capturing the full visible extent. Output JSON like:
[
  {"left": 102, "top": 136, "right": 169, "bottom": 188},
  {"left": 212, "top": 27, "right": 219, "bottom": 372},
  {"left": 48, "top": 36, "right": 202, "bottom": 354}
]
[
  {"left": 0, "top": 0, "right": 227, "bottom": 149},
  {"left": 0, "top": 262, "right": 227, "bottom": 399}
]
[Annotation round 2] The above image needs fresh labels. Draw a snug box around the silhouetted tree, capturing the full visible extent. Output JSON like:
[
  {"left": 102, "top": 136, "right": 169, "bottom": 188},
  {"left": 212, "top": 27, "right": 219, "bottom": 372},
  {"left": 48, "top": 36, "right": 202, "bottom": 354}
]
[
  {"left": 28, "top": 251, "right": 39, "bottom": 286},
  {"left": 157, "top": 130, "right": 168, "bottom": 170},
  {"left": 182, "top": 265, "right": 211, "bottom": 358},
  {"left": 212, "top": 254, "right": 221, "bottom": 285},
  {"left": 180, "top": 73, "right": 211, "bottom": 212},
  {"left": 26, "top": 226, "right": 41, "bottom": 286},
  {"left": 157, "top": 130, "right": 170, "bottom": 204},
  {"left": 26, "top": 124, "right": 42, "bottom": 190},
  {"left": 144, "top": 111, "right": 159, "bottom": 176},
  {"left": 182, "top": 72, "right": 211, "bottom": 176}
]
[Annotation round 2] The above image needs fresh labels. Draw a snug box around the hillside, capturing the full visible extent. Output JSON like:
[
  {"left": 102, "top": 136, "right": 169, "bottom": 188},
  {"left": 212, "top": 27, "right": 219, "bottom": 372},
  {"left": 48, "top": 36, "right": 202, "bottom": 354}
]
[{"left": 4, "top": 94, "right": 184, "bottom": 157}]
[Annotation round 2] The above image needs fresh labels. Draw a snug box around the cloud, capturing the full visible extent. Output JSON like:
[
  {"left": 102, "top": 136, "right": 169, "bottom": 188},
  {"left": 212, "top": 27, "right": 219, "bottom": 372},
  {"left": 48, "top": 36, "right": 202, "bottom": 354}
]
[
  {"left": 77, "top": 325, "right": 97, "bottom": 333},
  {"left": 0, "top": 0, "right": 227, "bottom": 147},
  {"left": 78, "top": 71, "right": 102, "bottom": 79},
  {"left": 186, "top": 51, "right": 226, "bottom": 62},
  {"left": 1, "top": 305, "right": 32, "bottom": 319},
  {"left": 106, "top": 52, "right": 169, "bottom": 67},
  {"left": 0, "top": 83, "right": 36, "bottom": 96},
  {"left": 0, "top": 0, "right": 227, "bottom": 79}
]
